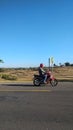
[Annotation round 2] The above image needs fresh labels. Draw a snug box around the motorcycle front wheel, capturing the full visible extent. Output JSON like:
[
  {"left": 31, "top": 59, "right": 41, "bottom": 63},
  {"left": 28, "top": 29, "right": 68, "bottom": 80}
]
[{"left": 50, "top": 79, "right": 58, "bottom": 87}]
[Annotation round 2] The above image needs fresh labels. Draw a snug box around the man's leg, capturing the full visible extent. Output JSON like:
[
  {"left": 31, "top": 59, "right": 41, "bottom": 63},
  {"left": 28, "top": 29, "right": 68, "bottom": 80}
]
[{"left": 44, "top": 74, "right": 47, "bottom": 83}]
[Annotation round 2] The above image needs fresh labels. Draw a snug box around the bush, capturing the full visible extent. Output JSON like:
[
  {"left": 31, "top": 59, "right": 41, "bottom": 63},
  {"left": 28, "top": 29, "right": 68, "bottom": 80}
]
[
  {"left": 70, "top": 64, "right": 73, "bottom": 66},
  {"left": 1, "top": 74, "right": 17, "bottom": 80},
  {"left": 65, "top": 62, "right": 70, "bottom": 66},
  {"left": 0, "top": 68, "right": 5, "bottom": 72}
]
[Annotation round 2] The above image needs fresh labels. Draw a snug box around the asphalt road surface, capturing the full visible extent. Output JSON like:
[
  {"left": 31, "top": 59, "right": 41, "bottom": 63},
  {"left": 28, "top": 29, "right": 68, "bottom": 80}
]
[{"left": 0, "top": 82, "right": 73, "bottom": 130}]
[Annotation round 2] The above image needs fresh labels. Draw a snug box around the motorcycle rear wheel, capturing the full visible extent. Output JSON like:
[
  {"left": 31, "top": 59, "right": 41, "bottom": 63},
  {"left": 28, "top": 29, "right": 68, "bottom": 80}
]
[{"left": 33, "top": 78, "right": 40, "bottom": 86}]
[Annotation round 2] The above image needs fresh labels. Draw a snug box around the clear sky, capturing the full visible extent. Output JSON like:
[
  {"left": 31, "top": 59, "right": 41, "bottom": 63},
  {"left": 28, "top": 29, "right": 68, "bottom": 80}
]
[{"left": 0, "top": 0, "right": 73, "bottom": 67}]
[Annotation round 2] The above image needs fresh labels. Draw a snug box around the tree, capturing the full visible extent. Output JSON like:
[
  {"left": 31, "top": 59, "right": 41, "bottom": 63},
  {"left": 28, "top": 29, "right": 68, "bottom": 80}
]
[
  {"left": 70, "top": 64, "right": 73, "bottom": 66},
  {"left": 0, "top": 59, "right": 4, "bottom": 63},
  {"left": 0, "top": 59, "right": 4, "bottom": 72},
  {"left": 65, "top": 62, "right": 70, "bottom": 66},
  {"left": 53, "top": 63, "right": 57, "bottom": 67}
]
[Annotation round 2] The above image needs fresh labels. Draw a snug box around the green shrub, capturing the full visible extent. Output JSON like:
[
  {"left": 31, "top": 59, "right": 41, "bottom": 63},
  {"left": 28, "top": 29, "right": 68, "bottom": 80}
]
[{"left": 1, "top": 74, "right": 17, "bottom": 80}]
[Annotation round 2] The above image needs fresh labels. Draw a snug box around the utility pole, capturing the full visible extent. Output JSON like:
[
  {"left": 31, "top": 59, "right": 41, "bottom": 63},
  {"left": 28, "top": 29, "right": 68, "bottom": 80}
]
[
  {"left": 48, "top": 57, "right": 54, "bottom": 72},
  {"left": 48, "top": 58, "right": 50, "bottom": 69}
]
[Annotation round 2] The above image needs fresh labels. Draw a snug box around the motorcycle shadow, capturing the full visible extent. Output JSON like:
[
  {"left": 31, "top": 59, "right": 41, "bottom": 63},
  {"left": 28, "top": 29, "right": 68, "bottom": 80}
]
[{"left": 1, "top": 83, "right": 48, "bottom": 87}]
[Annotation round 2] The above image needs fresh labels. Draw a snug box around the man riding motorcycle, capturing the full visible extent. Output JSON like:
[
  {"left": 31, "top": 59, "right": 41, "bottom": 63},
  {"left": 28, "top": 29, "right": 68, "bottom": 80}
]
[
  {"left": 38, "top": 63, "right": 47, "bottom": 83},
  {"left": 33, "top": 63, "right": 58, "bottom": 86}
]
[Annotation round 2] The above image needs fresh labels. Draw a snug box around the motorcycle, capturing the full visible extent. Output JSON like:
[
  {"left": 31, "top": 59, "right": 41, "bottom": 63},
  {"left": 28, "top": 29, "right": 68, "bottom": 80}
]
[{"left": 33, "top": 72, "right": 58, "bottom": 87}]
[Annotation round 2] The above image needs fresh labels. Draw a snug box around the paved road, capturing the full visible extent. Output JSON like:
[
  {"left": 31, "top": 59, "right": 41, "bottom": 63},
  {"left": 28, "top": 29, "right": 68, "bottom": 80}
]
[{"left": 0, "top": 82, "right": 73, "bottom": 130}]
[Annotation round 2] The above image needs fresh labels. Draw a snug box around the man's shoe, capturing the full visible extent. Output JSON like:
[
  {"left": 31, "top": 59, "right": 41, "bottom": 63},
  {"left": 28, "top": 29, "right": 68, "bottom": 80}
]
[{"left": 44, "top": 81, "right": 46, "bottom": 84}]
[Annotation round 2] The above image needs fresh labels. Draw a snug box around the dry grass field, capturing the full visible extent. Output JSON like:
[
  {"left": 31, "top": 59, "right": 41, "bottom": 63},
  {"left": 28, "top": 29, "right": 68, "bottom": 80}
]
[{"left": 0, "top": 66, "right": 73, "bottom": 82}]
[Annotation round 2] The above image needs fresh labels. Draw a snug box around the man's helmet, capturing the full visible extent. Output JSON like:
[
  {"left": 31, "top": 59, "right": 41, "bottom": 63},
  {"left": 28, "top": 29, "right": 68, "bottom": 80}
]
[{"left": 40, "top": 63, "right": 44, "bottom": 68}]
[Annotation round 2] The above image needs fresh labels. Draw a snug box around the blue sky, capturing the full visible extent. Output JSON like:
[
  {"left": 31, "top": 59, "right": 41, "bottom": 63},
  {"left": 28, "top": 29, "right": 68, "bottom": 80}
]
[{"left": 0, "top": 0, "right": 73, "bottom": 67}]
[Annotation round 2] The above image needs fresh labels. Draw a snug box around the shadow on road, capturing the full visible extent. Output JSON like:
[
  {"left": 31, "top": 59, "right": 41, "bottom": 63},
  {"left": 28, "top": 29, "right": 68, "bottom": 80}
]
[
  {"left": 1, "top": 83, "right": 46, "bottom": 87},
  {"left": 2, "top": 83, "right": 34, "bottom": 87}
]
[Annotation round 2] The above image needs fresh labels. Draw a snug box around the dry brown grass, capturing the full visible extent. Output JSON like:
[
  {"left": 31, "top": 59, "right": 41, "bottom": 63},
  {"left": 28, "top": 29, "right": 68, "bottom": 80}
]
[
  {"left": 0, "top": 66, "right": 73, "bottom": 82},
  {"left": 52, "top": 66, "right": 73, "bottom": 81}
]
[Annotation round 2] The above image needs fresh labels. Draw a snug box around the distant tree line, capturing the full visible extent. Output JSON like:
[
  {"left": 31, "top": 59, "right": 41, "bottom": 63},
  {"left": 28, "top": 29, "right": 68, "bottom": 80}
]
[
  {"left": 64, "top": 62, "right": 73, "bottom": 66},
  {"left": 54, "top": 62, "right": 73, "bottom": 67}
]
